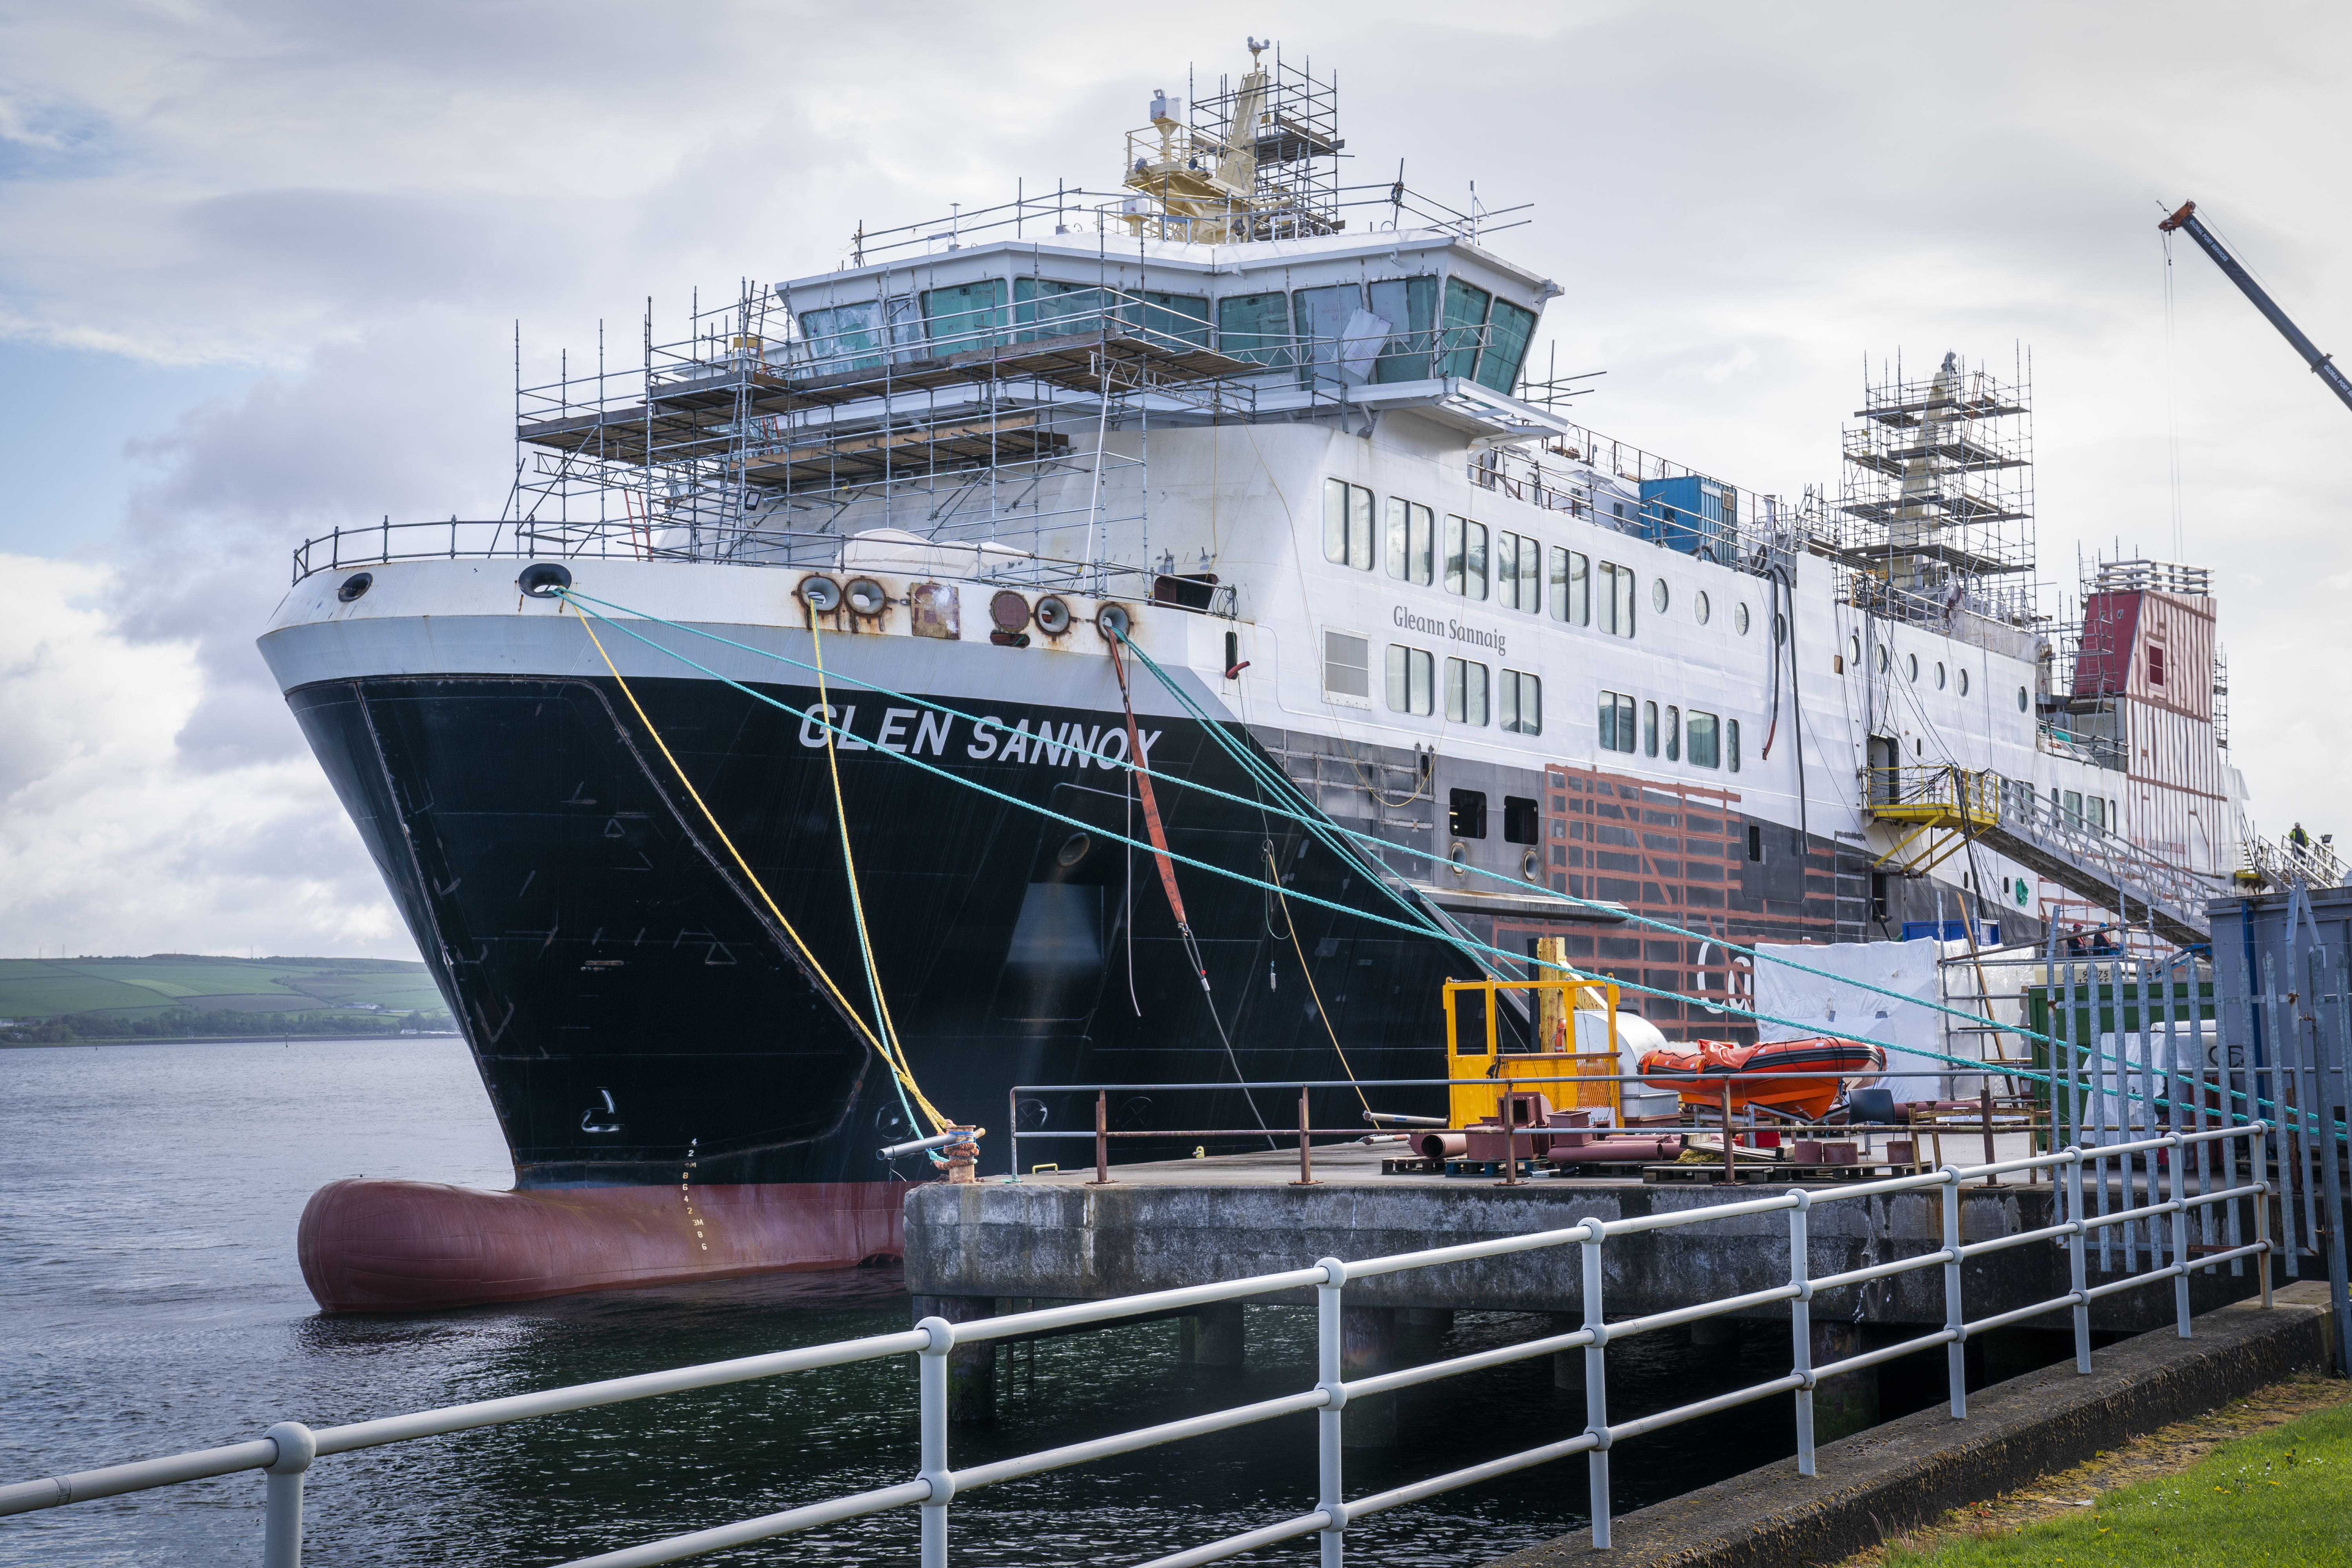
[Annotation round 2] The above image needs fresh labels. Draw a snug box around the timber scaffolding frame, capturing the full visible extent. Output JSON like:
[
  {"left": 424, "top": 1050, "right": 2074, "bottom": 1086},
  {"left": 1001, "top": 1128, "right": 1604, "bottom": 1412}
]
[{"left": 1815, "top": 348, "right": 2042, "bottom": 654}]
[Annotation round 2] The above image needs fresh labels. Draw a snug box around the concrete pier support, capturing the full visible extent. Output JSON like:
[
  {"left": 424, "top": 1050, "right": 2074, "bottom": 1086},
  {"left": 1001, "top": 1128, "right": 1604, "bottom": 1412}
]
[
  {"left": 1180, "top": 1302, "right": 1246, "bottom": 1368},
  {"left": 1810, "top": 1319, "right": 1880, "bottom": 1442},
  {"left": 1342, "top": 1305, "right": 1397, "bottom": 1447},
  {"left": 913, "top": 1294, "right": 997, "bottom": 1425}
]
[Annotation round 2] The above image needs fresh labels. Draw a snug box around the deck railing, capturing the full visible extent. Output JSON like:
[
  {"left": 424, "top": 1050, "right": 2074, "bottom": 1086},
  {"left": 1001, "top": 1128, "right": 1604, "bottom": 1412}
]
[{"left": 0, "top": 1123, "right": 2274, "bottom": 1568}]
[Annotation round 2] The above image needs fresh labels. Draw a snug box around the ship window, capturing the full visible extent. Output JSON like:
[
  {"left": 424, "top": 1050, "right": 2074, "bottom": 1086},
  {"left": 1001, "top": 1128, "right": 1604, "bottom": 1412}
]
[
  {"left": 1652, "top": 578, "right": 1669, "bottom": 614},
  {"left": 1642, "top": 700, "right": 1659, "bottom": 757},
  {"left": 1139, "top": 290, "right": 1210, "bottom": 347},
  {"left": 2086, "top": 795, "right": 2106, "bottom": 831},
  {"left": 1599, "top": 691, "right": 1637, "bottom": 753},
  {"left": 920, "top": 279, "right": 1008, "bottom": 352},
  {"left": 1748, "top": 823, "right": 1763, "bottom": 861},
  {"left": 1368, "top": 276, "right": 1439, "bottom": 383},
  {"left": 1958, "top": 668, "right": 1971, "bottom": 696},
  {"left": 1322, "top": 479, "right": 1374, "bottom": 570},
  {"left": 1321, "top": 628, "right": 1371, "bottom": 704},
  {"left": 1386, "top": 498, "right": 1435, "bottom": 585},
  {"left": 2147, "top": 645, "right": 2167, "bottom": 686},
  {"left": 1385, "top": 645, "right": 1434, "bottom": 715},
  {"left": 1216, "top": 291, "right": 1294, "bottom": 368},
  {"left": 1294, "top": 283, "right": 1365, "bottom": 387},
  {"left": 1449, "top": 788, "right": 1488, "bottom": 839},
  {"left": 1907, "top": 652, "right": 1920, "bottom": 681},
  {"left": 1500, "top": 670, "right": 1542, "bottom": 735},
  {"left": 1688, "top": 711, "right": 1721, "bottom": 768},
  {"left": 1935, "top": 661, "right": 1947, "bottom": 689},
  {"left": 1595, "top": 562, "right": 1636, "bottom": 637},
  {"left": 1477, "top": 298, "right": 1539, "bottom": 393},
  {"left": 2018, "top": 684, "right": 2029, "bottom": 712},
  {"left": 1551, "top": 547, "right": 1590, "bottom": 625},
  {"left": 1014, "top": 278, "right": 1105, "bottom": 341},
  {"left": 1446, "top": 657, "right": 1490, "bottom": 725},
  {"left": 1664, "top": 704, "right": 1681, "bottom": 761},
  {"left": 1503, "top": 795, "right": 1540, "bottom": 845},
  {"left": 1439, "top": 277, "right": 1492, "bottom": 378},
  {"left": 1694, "top": 590, "right": 1711, "bottom": 626},
  {"left": 2063, "top": 789, "right": 2083, "bottom": 824},
  {"left": 1496, "top": 532, "right": 1540, "bottom": 612},
  {"left": 1728, "top": 717, "right": 1741, "bottom": 772},
  {"left": 1444, "top": 515, "right": 1489, "bottom": 599},
  {"left": 800, "top": 301, "right": 885, "bottom": 372}
]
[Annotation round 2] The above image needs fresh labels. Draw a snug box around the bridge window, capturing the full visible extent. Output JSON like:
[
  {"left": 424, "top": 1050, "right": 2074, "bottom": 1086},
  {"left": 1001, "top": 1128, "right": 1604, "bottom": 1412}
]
[
  {"left": 1368, "top": 276, "right": 1439, "bottom": 383},
  {"left": 1216, "top": 292, "right": 1294, "bottom": 368},
  {"left": 1386, "top": 499, "right": 1435, "bottom": 585},
  {"left": 1688, "top": 712, "right": 1721, "bottom": 768},
  {"left": 1446, "top": 658, "right": 1490, "bottom": 726},
  {"left": 1478, "top": 299, "right": 1538, "bottom": 393},
  {"left": 1322, "top": 479, "right": 1374, "bottom": 570},
  {"left": 920, "top": 280, "right": 1009, "bottom": 352},
  {"left": 1439, "top": 278, "right": 1491, "bottom": 378},
  {"left": 1385, "top": 645, "right": 1434, "bottom": 715},
  {"left": 1500, "top": 670, "right": 1542, "bottom": 735},
  {"left": 1294, "top": 283, "right": 1364, "bottom": 387}
]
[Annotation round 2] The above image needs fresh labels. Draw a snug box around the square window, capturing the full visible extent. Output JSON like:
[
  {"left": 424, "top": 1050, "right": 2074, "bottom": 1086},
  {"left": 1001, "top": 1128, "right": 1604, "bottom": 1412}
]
[
  {"left": 1499, "top": 669, "right": 1542, "bottom": 735},
  {"left": 1449, "top": 788, "right": 1488, "bottom": 840},
  {"left": 1322, "top": 629, "right": 1371, "bottom": 704},
  {"left": 1446, "top": 657, "right": 1490, "bottom": 725},
  {"left": 1687, "top": 712, "right": 1720, "bottom": 768},
  {"left": 1503, "top": 796, "right": 1539, "bottom": 845},
  {"left": 1385, "top": 644, "right": 1434, "bottom": 715}
]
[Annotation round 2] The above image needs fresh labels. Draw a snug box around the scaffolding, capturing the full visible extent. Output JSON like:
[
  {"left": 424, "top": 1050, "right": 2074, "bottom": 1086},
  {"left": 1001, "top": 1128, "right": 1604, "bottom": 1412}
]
[{"left": 1825, "top": 349, "right": 2038, "bottom": 644}]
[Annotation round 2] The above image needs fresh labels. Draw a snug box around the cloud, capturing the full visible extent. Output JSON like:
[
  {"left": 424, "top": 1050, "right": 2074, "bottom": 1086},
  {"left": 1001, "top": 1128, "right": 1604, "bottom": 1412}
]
[
  {"left": 0, "top": 555, "right": 405, "bottom": 956},
  {"left": 3, "top": 0, "right": 2351, "bottom": 962}
]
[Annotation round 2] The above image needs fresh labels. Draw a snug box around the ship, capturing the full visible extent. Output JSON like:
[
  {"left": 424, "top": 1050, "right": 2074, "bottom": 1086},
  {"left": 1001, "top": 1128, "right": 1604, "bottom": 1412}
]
[{"left": 260, "top": 43, "right": 2281, "bottom": 1312}]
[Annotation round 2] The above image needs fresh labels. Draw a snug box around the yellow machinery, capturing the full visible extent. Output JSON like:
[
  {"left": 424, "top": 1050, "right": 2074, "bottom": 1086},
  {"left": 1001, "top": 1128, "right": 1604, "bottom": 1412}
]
[
  {"left": 1442, "top": 940, "right": 1622, "bottom": 1129},
  {"left": 1862, "top": 764, "right": 2001, "bottom": 877}
]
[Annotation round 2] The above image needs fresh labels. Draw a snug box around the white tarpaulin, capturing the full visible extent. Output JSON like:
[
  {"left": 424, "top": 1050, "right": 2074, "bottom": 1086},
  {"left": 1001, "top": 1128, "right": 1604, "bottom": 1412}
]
[{"left": 1754, "top": 939, "right": 1945, "bottom": 1103}]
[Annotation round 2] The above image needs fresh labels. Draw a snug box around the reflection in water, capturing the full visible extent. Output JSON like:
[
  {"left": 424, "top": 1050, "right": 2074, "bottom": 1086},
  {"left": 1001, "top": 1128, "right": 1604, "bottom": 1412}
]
[{"left": 1, "top": 1041, "right": 1838, "bottom": 1566}]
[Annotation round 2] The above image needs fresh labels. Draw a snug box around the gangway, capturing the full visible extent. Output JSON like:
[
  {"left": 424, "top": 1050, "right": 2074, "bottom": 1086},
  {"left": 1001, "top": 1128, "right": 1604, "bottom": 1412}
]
[{"left": 1864, "top": 766, "right": 2225, "bottom": 948}]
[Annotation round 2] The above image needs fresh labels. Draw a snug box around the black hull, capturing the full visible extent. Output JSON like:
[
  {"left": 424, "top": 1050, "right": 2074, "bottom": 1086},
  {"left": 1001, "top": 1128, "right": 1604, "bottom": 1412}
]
[{"left": 290, "top": 673, "right": 1479, "bottom": 1187}]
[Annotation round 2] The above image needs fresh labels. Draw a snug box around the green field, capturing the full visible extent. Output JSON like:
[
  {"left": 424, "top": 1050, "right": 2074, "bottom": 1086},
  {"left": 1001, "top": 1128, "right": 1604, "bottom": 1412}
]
[{"left": 0, "top": 955, "right": 449, "bottom": 1030}]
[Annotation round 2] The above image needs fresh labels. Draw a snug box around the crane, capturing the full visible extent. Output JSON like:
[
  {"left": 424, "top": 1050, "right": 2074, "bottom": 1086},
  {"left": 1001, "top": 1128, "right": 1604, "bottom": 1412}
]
[{"left": 2159, "top": 199, "right": 2352, "bottom": 415}]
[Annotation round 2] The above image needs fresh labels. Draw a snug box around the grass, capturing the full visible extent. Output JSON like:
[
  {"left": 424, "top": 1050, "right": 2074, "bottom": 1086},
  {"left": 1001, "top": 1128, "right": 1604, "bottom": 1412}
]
[
  {"left": 1884, "top": 1396, "right": 2352, "bottom": 1566},
  {"left": 0, "top": 955, "right": 443, "bottom": 1022}
]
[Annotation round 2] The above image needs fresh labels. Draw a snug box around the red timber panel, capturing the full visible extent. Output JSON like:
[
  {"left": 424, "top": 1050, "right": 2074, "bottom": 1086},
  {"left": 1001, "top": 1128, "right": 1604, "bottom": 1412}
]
[
  {"left": 2073, "top": 592, "right": 2143, "bottom": 699},
  {"left": 1518, "top": 760, "right": 1840, "bottom": 1045}
]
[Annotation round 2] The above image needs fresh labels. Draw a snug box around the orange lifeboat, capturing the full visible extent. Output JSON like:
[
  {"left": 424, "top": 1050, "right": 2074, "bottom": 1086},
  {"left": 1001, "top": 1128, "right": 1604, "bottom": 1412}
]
[{"left": 1637, "top": 1037, "right": 1887, "bottom": 1120}]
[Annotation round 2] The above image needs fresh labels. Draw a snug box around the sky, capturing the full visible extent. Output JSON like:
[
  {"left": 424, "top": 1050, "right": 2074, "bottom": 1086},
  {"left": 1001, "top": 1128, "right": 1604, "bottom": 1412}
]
[{"left": 2, "top": 0, "right": 2346, "bottom": 960}]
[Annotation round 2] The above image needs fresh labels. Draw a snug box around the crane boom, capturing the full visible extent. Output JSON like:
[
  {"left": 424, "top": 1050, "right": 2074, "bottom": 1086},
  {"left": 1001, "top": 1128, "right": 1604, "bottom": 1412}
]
[{"left": 2159, "top": 199, "right": 2352, "bottom": 415}]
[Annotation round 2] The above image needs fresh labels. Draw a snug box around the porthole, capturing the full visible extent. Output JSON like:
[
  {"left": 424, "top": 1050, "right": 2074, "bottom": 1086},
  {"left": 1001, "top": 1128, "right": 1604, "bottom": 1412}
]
[
  {"left": 336, "top": 571, "right": 373, "bottom": 603},
  {"left": 1693, "top": 590, "right": 1711, "bottom": 626},
  {"left": 1774, "top": 613, "right": 1788, "bottom": 644},
  {"left": 2017, "top": 685, "right": 2029, "bottom": 713},
  {"left": 1935, "top": 661, "right": 1947, "bottom": 690},
  {"left": 1521, "top": 848, "right": 1542, "bottom": 884},
  {"left": 1735, "top": 603, "right": 1751, "bottom": 635},
  {"left": 1448, "top": 841, "right": 1469, "bottom": 877},
  {"left": 1907, "top": 652, "right": 1919, "bottom": 681},
  {"left": 844, "top": 577, "right": 888, "bottom": 616},
  {"left": 1958, "top": 668, "right": 1971, "bottom": 696},
  {"left": 1034, "top": 595, "right": 1073, "bottom": 635},
  {"left": 1652, "top": 579, "right": 1670, "bottom": 614},
  {"left": 989, "top": 590, "right": 1030, "bottom": 632},
  {"left": 1849, "top": 634, "right": 1862, "bottom": 666}
]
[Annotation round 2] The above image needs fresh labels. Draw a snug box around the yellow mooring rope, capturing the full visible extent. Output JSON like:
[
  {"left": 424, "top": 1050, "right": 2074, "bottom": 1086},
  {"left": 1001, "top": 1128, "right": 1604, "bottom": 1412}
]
[{"left": 567, "top": 600, "right": 947, "bottom": 1133}]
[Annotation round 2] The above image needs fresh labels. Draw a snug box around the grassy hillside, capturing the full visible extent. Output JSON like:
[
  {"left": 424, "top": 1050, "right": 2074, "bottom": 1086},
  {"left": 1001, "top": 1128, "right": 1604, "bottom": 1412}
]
[{"left": 0, "top": 955, "right": 453, "bottom": 1040}]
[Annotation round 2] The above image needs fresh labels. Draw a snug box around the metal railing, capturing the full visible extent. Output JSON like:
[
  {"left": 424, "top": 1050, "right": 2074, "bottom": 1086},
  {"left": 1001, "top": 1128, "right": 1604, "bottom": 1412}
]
[{"left": 1, "top": 1123, "right": 2275, "bottom": 1567}]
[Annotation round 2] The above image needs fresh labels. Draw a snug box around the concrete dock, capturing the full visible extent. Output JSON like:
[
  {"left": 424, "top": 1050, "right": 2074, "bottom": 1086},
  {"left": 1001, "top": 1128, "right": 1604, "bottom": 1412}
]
[{"left": 907, "top": 1143, "right": 2262, "bottom": 1330}]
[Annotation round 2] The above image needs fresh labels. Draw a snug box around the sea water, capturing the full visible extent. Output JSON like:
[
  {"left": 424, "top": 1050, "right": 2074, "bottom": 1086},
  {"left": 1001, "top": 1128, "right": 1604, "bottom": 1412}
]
[{"left": 0, "top": 1039, "right": 1816, "bottom": 1565}]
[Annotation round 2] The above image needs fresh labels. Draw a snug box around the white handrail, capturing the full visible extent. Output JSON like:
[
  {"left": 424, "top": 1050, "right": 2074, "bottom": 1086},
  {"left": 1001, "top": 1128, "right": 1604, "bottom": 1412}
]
[{"left": 0, "top": 1125, "right": 2278, "bottom": 1568}]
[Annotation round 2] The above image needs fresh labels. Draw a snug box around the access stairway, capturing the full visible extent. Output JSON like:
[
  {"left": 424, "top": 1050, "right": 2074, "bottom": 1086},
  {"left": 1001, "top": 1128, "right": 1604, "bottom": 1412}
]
[{"left": 1862, "top": 766, "right": 2225, "bottom": 949}]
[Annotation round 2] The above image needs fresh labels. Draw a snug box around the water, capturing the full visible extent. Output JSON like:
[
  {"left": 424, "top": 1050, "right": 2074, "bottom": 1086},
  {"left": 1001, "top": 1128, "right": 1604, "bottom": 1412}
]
[{"left": 1, "top": 1040, "right": 1827, "bottom": 1565}]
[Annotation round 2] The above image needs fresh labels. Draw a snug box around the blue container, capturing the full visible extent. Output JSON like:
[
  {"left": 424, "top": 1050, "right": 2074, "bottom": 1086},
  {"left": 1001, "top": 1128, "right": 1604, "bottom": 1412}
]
[
  {"left": 1637, "top": 475, "right": 1733, "bottom": 559},
  {"left": 1900, "top": 920, "right": 2002, "bottom": 945}
]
